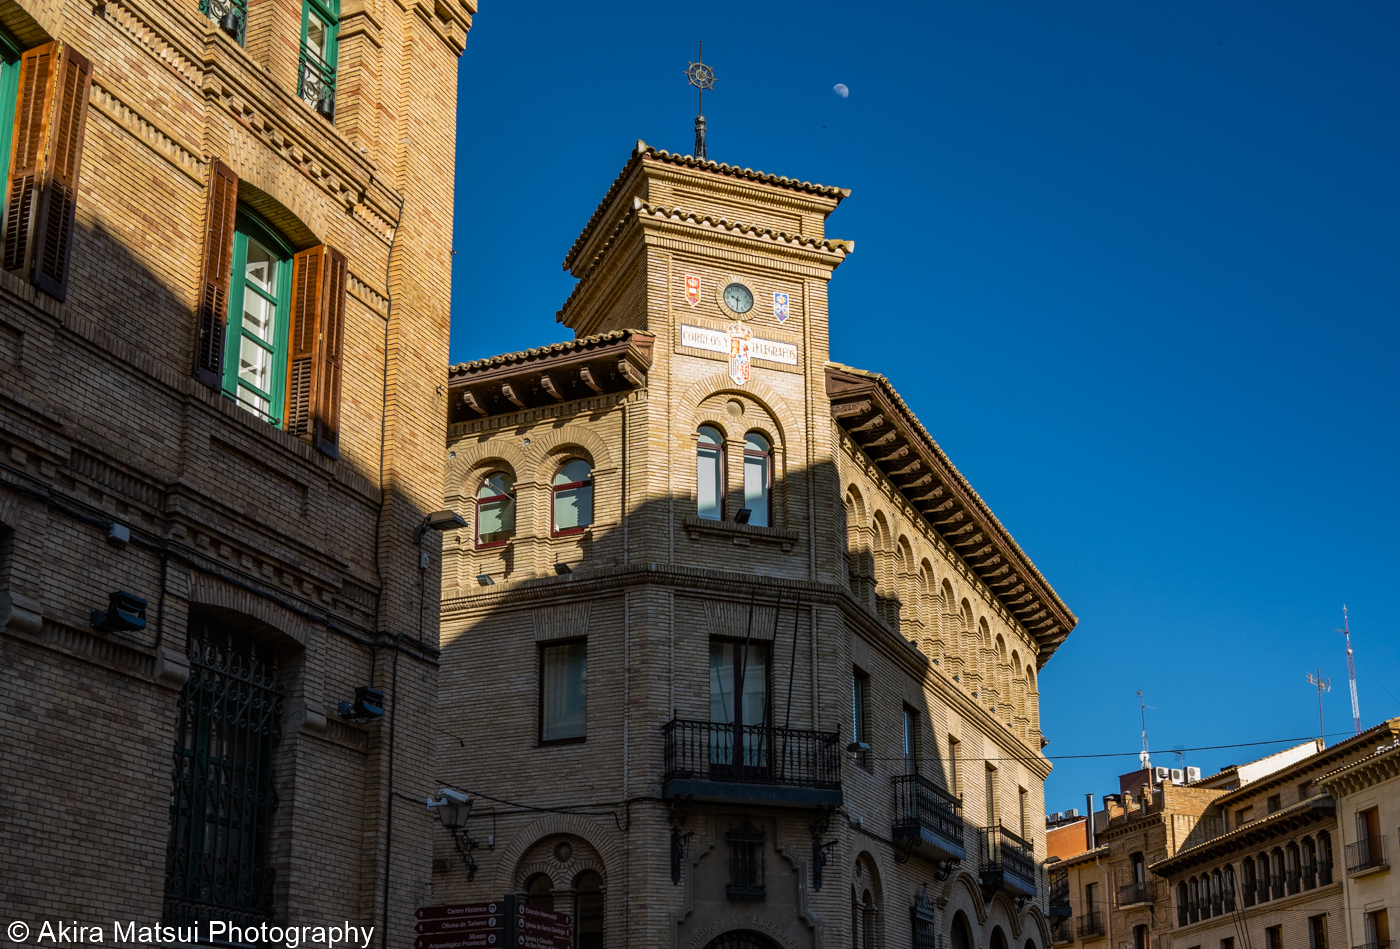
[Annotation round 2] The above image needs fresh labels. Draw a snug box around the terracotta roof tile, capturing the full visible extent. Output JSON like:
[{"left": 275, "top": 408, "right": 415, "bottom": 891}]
[
  {"left": 448, "top": 329, "right": 654, "bottom": 376},
  {"left": 562, "top": 140, "right": 851, "bottom": 271}
]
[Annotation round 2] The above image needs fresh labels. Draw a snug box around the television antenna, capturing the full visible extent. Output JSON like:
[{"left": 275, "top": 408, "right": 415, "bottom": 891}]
[
  {"left": 1136, "top": 690, "right": 1154, "bottom": 770},
  {"left": 685, "top": 42, "right": 716, "bottom": 160},
  {"left": 1336, "top": 606, "right": 1361, "bottom": 735},
  {"left": 1305, "top": 668, "right": 1330, "bottom": 748}
]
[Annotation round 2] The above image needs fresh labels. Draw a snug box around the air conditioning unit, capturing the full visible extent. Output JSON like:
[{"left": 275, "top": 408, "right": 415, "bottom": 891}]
[
  {"left": 1185, "top": 766, "right": 1202, "bottom": 782},
  {"left": 1052, "top": 812, "right": 1063, "bottom": 822},
  {"left": 1153, "top": 766, "right": 1171, "bottom": 782},
  {"left": 1065, "top": 808, "right": 1080, "bottom": 819},
  {"left": 1171, "top": 768, "right": 1185, "bottom": 784}
]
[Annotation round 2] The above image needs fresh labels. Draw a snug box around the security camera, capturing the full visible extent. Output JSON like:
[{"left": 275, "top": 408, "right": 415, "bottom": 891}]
[{"left": 427, "top": 788, "right": 470, "bottom": 809}]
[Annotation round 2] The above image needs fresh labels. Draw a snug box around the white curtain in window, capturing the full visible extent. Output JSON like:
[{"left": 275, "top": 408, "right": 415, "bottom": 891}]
[{"left": 541, "top": 642, "right": 586, "bottom": 741}]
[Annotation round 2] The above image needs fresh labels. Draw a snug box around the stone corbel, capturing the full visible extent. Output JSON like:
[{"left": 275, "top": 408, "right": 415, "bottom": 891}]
[
  {"left": 153, "top": 645, "right": 192, "bottom": 690},
  {"left": 0, "top": 590, "right": 42, "bottom": 634},
  {"left": 282, "top": 696, "right": 328, "bottom": 735}
]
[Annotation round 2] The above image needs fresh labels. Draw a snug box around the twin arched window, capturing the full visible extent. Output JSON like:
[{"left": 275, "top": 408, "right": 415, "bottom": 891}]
[
  {"left": 696, "top": 427, "right": 772, "bottom": 526},
  {"left": 475, "top": 459, "right": 594, "bottom": 547}
]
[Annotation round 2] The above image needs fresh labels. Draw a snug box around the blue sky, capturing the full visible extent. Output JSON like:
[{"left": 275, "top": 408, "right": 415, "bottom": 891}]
[{"left": 450, "top": 3, "right": 1400, "bottom": 812}]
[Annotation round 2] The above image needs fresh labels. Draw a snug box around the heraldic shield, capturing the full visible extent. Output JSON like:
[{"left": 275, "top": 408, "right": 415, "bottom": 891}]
[{"left": 727, "top": 322, "right": 752, "bottom": 385}]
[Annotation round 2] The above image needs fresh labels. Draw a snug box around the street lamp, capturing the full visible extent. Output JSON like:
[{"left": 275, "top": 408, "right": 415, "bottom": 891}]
[{"left": 428, "top": 789, "right": 481, "bottom": 880}]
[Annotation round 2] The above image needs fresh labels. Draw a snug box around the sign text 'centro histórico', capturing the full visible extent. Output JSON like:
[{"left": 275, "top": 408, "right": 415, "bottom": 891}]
[{"left": 415, "top": 899, "right": 570, "bottom": 949}]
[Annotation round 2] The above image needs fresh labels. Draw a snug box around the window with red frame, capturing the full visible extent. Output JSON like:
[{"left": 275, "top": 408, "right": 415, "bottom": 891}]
[
  {"left": 551, "top": 459, "right": 593, "bottom": 535},
  {"left": 475, "top": 471, "right": 515, "bottom": 547},
  {"left": 742, "top": 432, "right": 771, "bottom": 527}
]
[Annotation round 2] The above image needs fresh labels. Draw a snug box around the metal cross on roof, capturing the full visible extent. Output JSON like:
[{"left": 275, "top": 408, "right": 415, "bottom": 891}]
[{"left": 686, "top": 42, "right": 715, "bottom": 159}]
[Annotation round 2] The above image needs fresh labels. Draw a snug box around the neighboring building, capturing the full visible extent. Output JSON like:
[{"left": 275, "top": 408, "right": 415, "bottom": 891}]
[
  {"left": 434, "top": 142, "right": 1078, "bottom": 948},
  {"left": 0, "top": 0, "right": 471, "bottom": 942},
  {"left": 1313, "top": 735, "right": 1399, "bottom": 949},
  {"left": 1045, "top": 773, "right": 1228, "bottom": 949},
  {"left": 1151, "top": 721, "right": 1400, "bottom": 949}
]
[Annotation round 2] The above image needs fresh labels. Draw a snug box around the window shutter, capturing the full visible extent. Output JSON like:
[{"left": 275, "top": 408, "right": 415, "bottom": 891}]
[
  {"left": 285, "top": 244, "right": 347, "bottom": 458},
  {"left": 29, "top": 44, "right": 91, "bottom": 300},
  {"left": 193, "top": 159, "right": 238, "bottom": 389},
  {"left": 3, "top": 43, "right": 57, "bottom": 277}
]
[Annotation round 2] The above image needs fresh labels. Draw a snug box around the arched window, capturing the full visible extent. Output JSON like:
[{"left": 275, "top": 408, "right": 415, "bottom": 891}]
[
  {"left": 552, "top": 459, "right": 593, "bottom": 535},
  {"left": 742, "top": 432, "right": 771, "bottom": 527},
  {"left": 1271, "top": 848, "right": 1285, "bottom": 899},
  {"left": 992, "top": 927, "right": 1009, "bottom": 949},
  {"left": 1188, "top": 877, "right": 1200, "bottom": 922},
  {"left": 862, "top": 889, "right": 876, "bottom": 949},
  {"left": 1133, "top": 925, "right": 1148, "bottom": 949},
  {"left": 1223, "top": 865, "right": 1236, "bottom": 912},
  {"left": 1256, "top": 854, "right": 1270, "bottom": 902},
  {"left": 1211, "top": 869, "right": 1224, "bottom": 915},
  {"left": 1317, "top": 831, "right": 1333, "bottom": 885},
  {"left": 524, "top": 872, "right": 553, "bottom": 911},
  {"left": 1302, "top": 837, "right": 1318, "bottom": 889},
  {"left": 1176, "top": 882, "right": 1189, "bottom": 926},
  {"left": 573, "top": 870, "right": 603, "bottom": 949},
  {"left": 1241, "top": 859, "right": 1256, "bottom": 907},
  {"left": 1286, "top": 842, "right": 1301, "bottom": 895},
  {"left": 697, "top": 426, "right": 725, "bottom": 521},
  {"left": 476, "top": 472, "right": 516, "bottom": 547},
  {"left": 951, "top": 912, "right": 974, "bottom": 949}
]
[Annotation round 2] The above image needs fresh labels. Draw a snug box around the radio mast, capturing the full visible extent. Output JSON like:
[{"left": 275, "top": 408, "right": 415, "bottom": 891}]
[
  {"left": 1305, "top": 669, "right": 1330, "bottom": 748},
  {"left": 1338, "top": 606, "right": 1361, "bottom": 736}
]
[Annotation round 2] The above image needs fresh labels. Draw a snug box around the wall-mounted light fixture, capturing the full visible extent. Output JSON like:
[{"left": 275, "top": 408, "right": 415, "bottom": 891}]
[
  {"left": 106, "top": 523, "right": 130, "bottom": 547},
  {"left": 734, "top": 508, "right": 752, "bottom": 525},
  {"left": 476, "top": 574, "right": 494, "bottom": 586},
  {"left": 338, "top": 686, "right": 385, "bottom": 723},
  {"left": 846, "top": 740, "right": 871, "bottom": 759},
  {"left": 90, "top": 591, "right": 147, "bottom": 633},
  {"left": 554, "top": 563, "right": 572, "bottom": 576},
  {"left": 427, "top": 789, "right": 488, "bottom": 880},
  {"left": 414, "top": 510, "right": 467, "bottom": 543}
]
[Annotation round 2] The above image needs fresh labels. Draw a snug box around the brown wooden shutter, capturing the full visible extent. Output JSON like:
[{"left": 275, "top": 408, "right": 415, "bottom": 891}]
[
  {"left": 29, "top": 44, "right": 91, "bottom": 300},
  {"left": 3, "top": 43, "right": 57, "bottom": 277},
  {"left": 193, "top": 160, "right": 238, "bottom": 389},
  {"left": 285, "top": 244, "right": 347, "bottom": 458}
]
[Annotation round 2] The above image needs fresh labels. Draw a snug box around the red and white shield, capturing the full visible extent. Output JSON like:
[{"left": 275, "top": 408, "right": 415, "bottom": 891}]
[
  {"left": 684, "top": 274, "right": 701, "bottom": 307},
  {"left": 727, "top": 322, "right": 752, "bottom": 385}
]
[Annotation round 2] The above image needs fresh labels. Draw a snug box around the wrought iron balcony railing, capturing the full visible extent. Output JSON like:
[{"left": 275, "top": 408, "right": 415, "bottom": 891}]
[
  {"left": 979, "top": 825, "right": 1037, "bottom": 898},
  {"left": 662, "top": 718, "right": 842, "bottom": 806},
  {"left": 1345, "top": 836, "right": 1388, "bottom": 875},
  {"left": 1352, "top": 942, "right": 1390, "bottom": 949},
  {"left": 297, "top": 46, "right": 337, "bottom": 120},
  {"left": 892, "top": 773, "right": 965, "bottom": 861},
  {"left": 200, "top": 0, "right": 246, "bottom": 43},
  {"left": 1119, "top": 880, "right": 1155, "bottom": 908},
  {"left": 1286, "top": 869, "right": 1301, "bottom": 895},
  {"left": 1076, "top": 911, "right": 1104, "bottom": 939},
  {"left": 1303, "top": 864, "right": 1317, "bottom": 890},
  {"left": 1319, "top": 859, "right": 1334, "bottom": 886}
]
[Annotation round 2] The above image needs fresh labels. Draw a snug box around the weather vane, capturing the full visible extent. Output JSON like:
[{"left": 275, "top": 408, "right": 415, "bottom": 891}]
[{"left": 685, "top": 41, "right": 715, "bottom": 160}]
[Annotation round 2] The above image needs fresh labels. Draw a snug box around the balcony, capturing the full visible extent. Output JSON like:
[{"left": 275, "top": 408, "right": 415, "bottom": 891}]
[
  {"left": 662, "top": 718, "right": 843, "bottom": 808},
  {"left": 1076, "top": 911, "right": 1105, "bottom": 940},
  {"left": 1353, "top": 943, "right": 1390, "bottom": 949},
  {"left": 1052, "top": 925, "right": 1074, "bottom": 946},
  {"left": 297, "top": 46, "right": 337, "bottom": 120},
  {"left": 892, "top": 773, "right": 966, "bottom": 864},
  {"left": 1345, "top": 837, "right": 1389, "bottom": 877},
  {"left": 1118, "top": 880, "right": 1156, "bottom": 909},
  {"left": 979, "top": 825, "right": 1037, "bottom": 899}
]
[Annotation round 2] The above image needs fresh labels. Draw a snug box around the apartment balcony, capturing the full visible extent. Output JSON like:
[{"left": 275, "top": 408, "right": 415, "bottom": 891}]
[
  {"left": 1118, "top": 880, "right": 1157, "bottom": 909},
  {"left": 979, "top": 825, "right": 1037, "bottom": 900},
  {"left": 892, "top": 773, "right": 966, "bottom": 865},
  {"left": 661, "top": 718, "right": 843, "bottom": 808},
  {"left": 1076, "top": 911, "right": 1105, "bottom": 940},
  {"left": 1352, "top": 943, "right": 1390, "bottom": 949},
  {"left": 1051, "top": 924, "right": 1075, "bottom": 945},
  {"left": 1345, "top": 837, "right": 1389, "bottom": 877}
]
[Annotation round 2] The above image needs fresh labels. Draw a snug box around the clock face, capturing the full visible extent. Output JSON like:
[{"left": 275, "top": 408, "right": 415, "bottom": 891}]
[{"left": 723, "top": 282, "right": 754, "bottom": 314}]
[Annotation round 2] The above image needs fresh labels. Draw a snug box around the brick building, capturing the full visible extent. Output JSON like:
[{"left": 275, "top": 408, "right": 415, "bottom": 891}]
[
  {"left": 434, "top": 142, "right": 1078, "bottom": 948},
  {"left": 1316, "top": 734, "right": 1399, "bottom": 949},
  {"left": 0, "top": 0, "right": 471, "bottom": 940}
]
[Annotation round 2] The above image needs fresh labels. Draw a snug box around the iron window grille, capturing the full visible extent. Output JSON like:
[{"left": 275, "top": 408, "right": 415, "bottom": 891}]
[
  {"left": 726, "top": 819, "right": 766, "bottom": 901},
  {"left": 200, "top": 0, "right": 247, "bottom": 44},
  {"left": 163, "top": 621, "right": 284, "bottom": 930},
  {"left": 297, "top": 46, "right": 336, "bottom": 118},
  {"left": 912, "top": 887, "right": 937, "bottom": 949},
  {"left": 1077, "top": 911, "right": 1104, "bottom": 939}
]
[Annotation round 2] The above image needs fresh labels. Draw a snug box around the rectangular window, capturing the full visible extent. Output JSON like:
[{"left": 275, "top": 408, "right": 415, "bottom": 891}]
[
  {"left": 696, "top": 427, "right": 725, "bottom": 520},
  {"left": 1222, "top": 939, "right": 1234, "bottom": 949},
  {"left": 1236, "top": 807, "right": 1252, "bottom": 829},
  {"left": 1265, "top": 926, "right": 1282, "bottom": 949},
  {"left": 1364, "top": 909, "right": 1389, "bottom": 949},
  {"left": 1267, "top": 794, "right": 1281, "bottom": 813},
  {"left": 1019, "top": 786, "right": 1029, "bottom": 838},
  {"left": 1298, "top": 781, "right": 1314, "bottom": 800},
  {"left": 710, "top": 639, "right": 769, "bottom": 771},
  {"left": 851, "top": 669, "right": 870, "bottom": 769},
  {"left": 902, "top": 706, "right": 919, "bottom": 775},
  {"left": 1085, "top": 881, "right": 1098, "bottom": 910},
  {"left": 0, "top": 28, "right": 22, "bottom": 202},
  {"left": 985, "top": 764, "right": 998, "bottom": 826},
  {"left": 948, "top": 735, "right": 961, "bottom": 796},
  {"left": 221, "top": 212, "right": 292, "bottom": 425},
  {"left": 299, "top": 0, "right": 339, "bottom": 117},
  {"left": 1308, "top": 916, "right": 1327, "bottom": 949},
  {"left": 539, "top": 640, "right": 586, "bottom": 743}
]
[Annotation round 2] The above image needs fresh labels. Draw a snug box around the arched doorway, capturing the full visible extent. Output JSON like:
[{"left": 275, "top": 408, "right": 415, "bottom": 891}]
[
  {"left": 951, "top": 912, "right": 975, "bottom": 949},
  {"left": 703, "top": 932, "right": 782, "bottom": 949}
]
